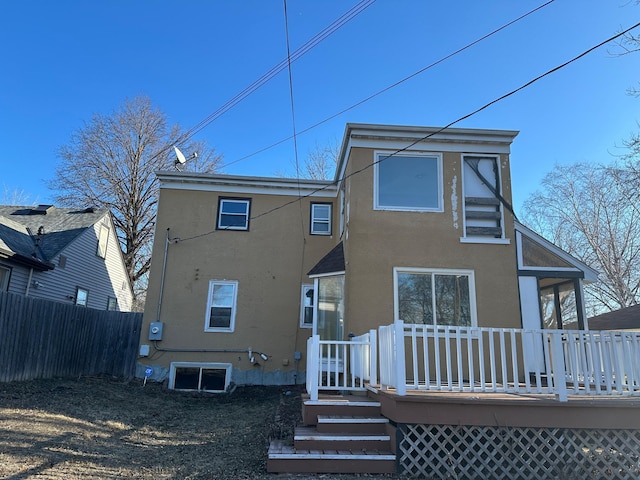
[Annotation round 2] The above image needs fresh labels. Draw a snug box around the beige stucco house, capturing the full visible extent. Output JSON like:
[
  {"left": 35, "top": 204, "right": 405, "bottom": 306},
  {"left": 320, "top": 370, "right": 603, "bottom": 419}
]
[{"left": 139, "top": 123, "right": 597, "bottom": 391}]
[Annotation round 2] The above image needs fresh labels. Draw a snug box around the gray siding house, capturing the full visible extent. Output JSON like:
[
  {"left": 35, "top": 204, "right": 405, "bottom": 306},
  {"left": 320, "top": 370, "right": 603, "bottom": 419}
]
[{"left": 0, "top": 205, "right": 134, "bottom": 311}]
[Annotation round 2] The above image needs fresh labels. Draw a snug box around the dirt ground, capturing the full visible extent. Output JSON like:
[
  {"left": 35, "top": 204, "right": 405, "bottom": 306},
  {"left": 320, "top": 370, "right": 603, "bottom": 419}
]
[{"left": 0, "top": 376, "right": 397, "bottom": 480}]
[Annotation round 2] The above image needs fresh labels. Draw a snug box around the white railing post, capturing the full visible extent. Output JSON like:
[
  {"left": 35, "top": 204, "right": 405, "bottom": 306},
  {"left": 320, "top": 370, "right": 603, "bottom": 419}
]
[
  {"left": 549, "top": 331, "right": 568, "bottom": 402},
  {"left": 306, "top": 335, "right": 320, "bottom": 401},
  {"left": 394, "top": 320, "right": 407, "bottom": 396},
  {"left": 369, "top": 329, "right": 378, "bottom": 387}
]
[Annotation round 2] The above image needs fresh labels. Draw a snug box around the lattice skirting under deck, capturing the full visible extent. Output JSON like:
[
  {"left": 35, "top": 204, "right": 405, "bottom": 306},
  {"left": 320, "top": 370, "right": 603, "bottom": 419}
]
[{"left": 398, "top": 424, "right": 640, "bottom": 479}]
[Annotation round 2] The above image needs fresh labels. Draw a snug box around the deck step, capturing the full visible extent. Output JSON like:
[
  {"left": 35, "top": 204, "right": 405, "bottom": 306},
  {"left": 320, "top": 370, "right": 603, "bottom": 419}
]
[
  {"left": 316, "top": 415, "right": 389, "bottom": 434},
  {"left": 267, "top": 440, "right": 396, "bottom": 474},
  {"left": 302, "top": 395, "right": 382, "bottom": 425},
  {"left": 294, "top": 426, "right": 391, "bottom": 450}
]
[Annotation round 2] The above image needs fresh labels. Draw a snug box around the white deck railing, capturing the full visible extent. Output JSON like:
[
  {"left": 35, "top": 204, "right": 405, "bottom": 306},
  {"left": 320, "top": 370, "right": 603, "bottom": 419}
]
[
  {"left": 378, "top": 321, "right": 640, "bottom": 402},
  {"left": 306, "top": 330, "right": 376, "bottom": 401}
]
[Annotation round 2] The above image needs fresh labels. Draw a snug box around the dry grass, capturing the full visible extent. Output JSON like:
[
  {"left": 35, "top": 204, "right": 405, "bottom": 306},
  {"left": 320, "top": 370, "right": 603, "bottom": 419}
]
[{"left": 0, "top": 377, "right": 397, "bottom": 480}]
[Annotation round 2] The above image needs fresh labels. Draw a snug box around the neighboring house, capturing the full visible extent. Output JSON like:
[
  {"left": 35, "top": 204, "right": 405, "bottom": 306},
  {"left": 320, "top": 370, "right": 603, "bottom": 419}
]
[
  {"left": 139, "top": 123, "right": 597, "bottom": 391},
  {"left": 0, "top": 205, "right": 133, "bottom": 311},
  {"left": 588, "top": 304, "right": 640, "bottom": 331}
]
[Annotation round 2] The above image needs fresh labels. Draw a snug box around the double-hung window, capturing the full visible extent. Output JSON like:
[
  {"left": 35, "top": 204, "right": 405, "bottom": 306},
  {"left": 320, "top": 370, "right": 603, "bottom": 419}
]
[
  {"left": 205, "top": 280, "right": 238, "bottom": 332},
  {"left": 217, "top": 198, "right": 251, "bottom": 231},
  {"left": 96, "top": 224, "right": 109, "bottom": 258},
  {"left": 375, "top": 152, "right": 443, "bottom": 211},
  {"left": 310, "top": 203, "right": 332, "bottom": 235},
  {"left": 394, "top": 268, "right": 476, "bottom": 327}
]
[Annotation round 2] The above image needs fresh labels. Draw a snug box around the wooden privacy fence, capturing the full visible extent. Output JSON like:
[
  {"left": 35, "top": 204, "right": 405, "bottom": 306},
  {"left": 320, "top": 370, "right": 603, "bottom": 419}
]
[{"left": 0, "top": 291, "right": 142, "bottom": 382}]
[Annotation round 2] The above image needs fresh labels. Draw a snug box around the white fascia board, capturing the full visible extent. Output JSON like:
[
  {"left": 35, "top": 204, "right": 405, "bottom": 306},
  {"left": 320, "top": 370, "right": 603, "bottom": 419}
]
[
  {"left": 334, "top": 123, "right": 519, "bottom": 183},
  {"left": 515, "top": 222, "right": 600, "bottom": 282},
  {"left": 157, "top": 171, "right": 338, "bottom": 198},
  {"left": 308, "top": 270, "right": 346, "bottom": 279}
]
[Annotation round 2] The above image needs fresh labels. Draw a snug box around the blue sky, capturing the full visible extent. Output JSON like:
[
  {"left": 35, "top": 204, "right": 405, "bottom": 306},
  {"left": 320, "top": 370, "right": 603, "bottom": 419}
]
[{"left": 1, "top": 1, "right": 638, "bottom": 214}]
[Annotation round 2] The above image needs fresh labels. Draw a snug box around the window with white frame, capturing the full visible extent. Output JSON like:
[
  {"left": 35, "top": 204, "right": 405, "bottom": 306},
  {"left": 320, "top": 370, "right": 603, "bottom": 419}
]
[
  {"left": 76, "top": 287, "right": 89, "bottom": 306},
  {"left": 310, "top": 203, "right": 332, "bottom": 235},
  {"left": 300, "top": 284, "right": 314, "bottom": 328},
  {"left": 217, "top": 198, "right": 251, "bottom": 231},
  {"left": 205, "top": 280, "right": 238, "bottom": 332},
  {"left": 0, "top": 265, "right": 10, "bottom": 291},
  {"left": 96, "top": 224, "right": 109, "bottom": 258},
  {"left": 169, "top": 362, "right": 232, "bottom": 392},
  {"left": 394, "top": 268, "right": 476, "bottom": 327},
  {"left": 375, "top": 152, "right": 443, "bottom": 211}
]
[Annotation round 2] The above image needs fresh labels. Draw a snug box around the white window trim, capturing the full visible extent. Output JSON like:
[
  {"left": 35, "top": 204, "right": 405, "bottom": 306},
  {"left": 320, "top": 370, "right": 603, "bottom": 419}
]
[
  {"left": 169, "top": 362, "right": 232, "bottom": 393},
  {"left": 373, "top": 150, "right": 444, "bottom": 212},
  {"left": 310, "top": 203, "right": 332, "bottom": 235},
  {"left": 217, "top": 198, "right": 251, "bottom": 231},
  {"left": 76, "top": 287, "right": 89, "bottom": 307},
  {"left": 300, "top": 284, "right": 314, "bottom": 328},
  {"left": 204, "top": 280, "right": 238, "bottom": 332},
  {"left": 97, "top": 224, "right": 109, "bottom": 258},
  {"left": 393, "top": 267, "right": 478, "bottom": 327},
  {"left": 460, "top": 154, "right": 508, "bottom": 243}
]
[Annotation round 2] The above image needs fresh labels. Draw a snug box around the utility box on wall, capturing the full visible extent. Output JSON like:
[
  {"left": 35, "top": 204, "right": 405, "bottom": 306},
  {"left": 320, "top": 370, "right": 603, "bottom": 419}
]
[{"left": 149, "top": 322, "right": 164, "bottom": 341}]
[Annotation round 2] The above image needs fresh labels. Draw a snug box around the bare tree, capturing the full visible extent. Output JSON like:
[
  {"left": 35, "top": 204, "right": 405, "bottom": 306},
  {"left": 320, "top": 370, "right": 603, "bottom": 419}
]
[
  {"left": 51, "top": 96, "right": 223, "bottom": 304},
  {"left": 2, "top": 185, "right": 36, "bottom": 205},
  {"left": 522, "top": 163, "right": 640, "bottom": 313},
  {"left": 303, "top": 140, "right": 339, "bottom": 180},
  {"left": 275, "top": 139, "right": 339, "bottom": 180}
]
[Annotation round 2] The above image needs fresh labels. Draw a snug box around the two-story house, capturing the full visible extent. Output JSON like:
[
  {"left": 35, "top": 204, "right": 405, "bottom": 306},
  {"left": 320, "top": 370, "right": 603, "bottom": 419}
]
[
  {"left": 139, "top": 123, "right": 597, "bottom": 391},
  {"left": 0, "top": 205, "right": 134, "bottom": 311}
]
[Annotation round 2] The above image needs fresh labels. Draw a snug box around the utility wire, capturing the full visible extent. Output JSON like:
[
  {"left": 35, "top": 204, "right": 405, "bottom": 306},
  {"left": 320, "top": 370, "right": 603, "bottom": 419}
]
[
  {"left": 149, "top": 0, "right": 376, "bottom": 164},
  {"left": 172, "top": 20, "right": 640, "bottom": 244},
  {"left": 219, "top": 0, "right": 555, "bottom": 170}
]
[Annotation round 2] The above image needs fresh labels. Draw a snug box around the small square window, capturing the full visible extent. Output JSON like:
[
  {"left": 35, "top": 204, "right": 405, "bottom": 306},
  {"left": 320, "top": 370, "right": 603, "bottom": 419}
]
[
  {"left": 205, "top": 280, "right": 238, "bottom": 332},
  {"left": 217, "top": 198, "right": 251, "bottom": 231},
  {"left": 310, "top": 203, "right": 332, "bottom": 235}
]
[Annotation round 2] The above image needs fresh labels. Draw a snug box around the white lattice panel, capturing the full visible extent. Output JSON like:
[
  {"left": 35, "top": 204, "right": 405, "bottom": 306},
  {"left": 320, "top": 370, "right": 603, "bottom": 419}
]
[{"left": 399, "top": 424, "right": 640, "bottom": 479}]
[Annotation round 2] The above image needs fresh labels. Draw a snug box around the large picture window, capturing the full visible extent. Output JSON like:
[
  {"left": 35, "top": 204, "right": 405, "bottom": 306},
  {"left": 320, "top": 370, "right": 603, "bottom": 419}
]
[
  {"left": 375, "top": 152, "right": 442, "bottom": 211},
  {"left": 394, "top": 268, "right": 476, "bottom": 327},
  {"left": 205, "top": 280, "right": 238, "bottom": 332},
  {"left": 217, "top": 198, "right": 251, "bottom": 231}
]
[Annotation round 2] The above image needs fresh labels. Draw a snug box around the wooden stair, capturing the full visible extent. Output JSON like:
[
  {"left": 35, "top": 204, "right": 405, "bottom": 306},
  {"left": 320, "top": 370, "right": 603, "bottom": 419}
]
[{"left": 267, "top": 393, "right": 396, "bottom": 474}]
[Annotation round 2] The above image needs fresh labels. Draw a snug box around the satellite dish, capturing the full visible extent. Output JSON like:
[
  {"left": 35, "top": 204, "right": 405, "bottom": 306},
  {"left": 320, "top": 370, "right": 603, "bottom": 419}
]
[{"left": 173, "top": 146, "right": 187, "bottom": 166}]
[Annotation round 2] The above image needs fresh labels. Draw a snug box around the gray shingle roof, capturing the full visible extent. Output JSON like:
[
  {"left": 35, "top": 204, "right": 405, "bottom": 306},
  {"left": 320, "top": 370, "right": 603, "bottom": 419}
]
[
  {"left": 308, "top": 242, "right": 345, "bottom": 276},
  {"left": 0, "top": 205, "right": 107, "bottom": 265}
]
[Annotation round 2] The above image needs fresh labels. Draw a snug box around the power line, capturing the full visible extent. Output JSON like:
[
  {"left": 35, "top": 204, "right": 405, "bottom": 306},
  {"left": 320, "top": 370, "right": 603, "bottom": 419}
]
[
  {"left": 172, "top": 20, "right": 640, "bottom": 244},
  {"left": 219, "top": 0, "right": 555, "bottom": 170},
  {"left": 154, "top": 0, "right": 376, "bottom": 165}
]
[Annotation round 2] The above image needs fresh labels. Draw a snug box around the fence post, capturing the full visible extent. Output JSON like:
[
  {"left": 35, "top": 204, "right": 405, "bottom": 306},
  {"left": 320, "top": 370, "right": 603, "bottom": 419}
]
[
  {"left": 306, "top": 335, "right": 320, "bottom": 401},
  {"left": 549, "top": 331, "right": 568, "bottom": 402},
  {"left": 394, "top": 320, "right": 407, "bottom": 396}
]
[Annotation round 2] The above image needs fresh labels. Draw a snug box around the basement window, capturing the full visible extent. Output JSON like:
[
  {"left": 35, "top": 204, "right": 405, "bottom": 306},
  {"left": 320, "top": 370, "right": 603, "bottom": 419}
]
[{"left": 169, "top": 362, "right": 232, "bottom": 392}]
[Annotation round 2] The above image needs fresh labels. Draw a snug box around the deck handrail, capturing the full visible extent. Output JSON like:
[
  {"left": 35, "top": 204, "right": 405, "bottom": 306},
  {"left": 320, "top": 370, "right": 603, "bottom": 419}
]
[
  {"left": 378, "top": 321, "right": 640, "bottom": 402},
  {"left": 306, "top": 330, "right": 377, "bottom": 401}
]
